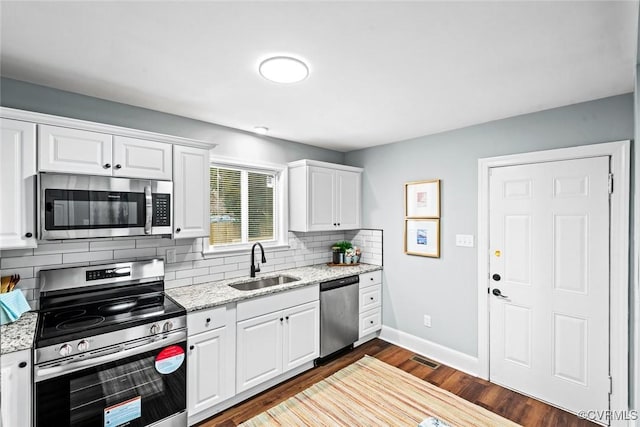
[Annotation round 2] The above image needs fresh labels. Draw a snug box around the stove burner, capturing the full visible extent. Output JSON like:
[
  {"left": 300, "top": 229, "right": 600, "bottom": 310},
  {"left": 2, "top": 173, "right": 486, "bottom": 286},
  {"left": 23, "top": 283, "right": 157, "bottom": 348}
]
[
  {"left": 56, "top": 315, "right": 105, "bottom": 330},
  {"left": 98, "top": 299, "right": 137, "bottom": 314},
  {"left": 53, "top": 309, "right": 86, "bottom": 319}
]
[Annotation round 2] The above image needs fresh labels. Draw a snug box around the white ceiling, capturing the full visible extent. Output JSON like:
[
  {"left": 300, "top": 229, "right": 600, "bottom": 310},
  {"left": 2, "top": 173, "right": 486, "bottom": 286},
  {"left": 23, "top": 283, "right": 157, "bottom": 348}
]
[{"left": 0, "top": 1, "right": 637, "bottom": 152}]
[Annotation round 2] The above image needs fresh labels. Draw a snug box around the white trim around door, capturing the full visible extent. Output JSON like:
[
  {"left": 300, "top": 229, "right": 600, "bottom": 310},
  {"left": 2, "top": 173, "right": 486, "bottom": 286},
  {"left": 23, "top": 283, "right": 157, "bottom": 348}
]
[{"left": 477, "top": 141, "right": 630, "bottom": 425}]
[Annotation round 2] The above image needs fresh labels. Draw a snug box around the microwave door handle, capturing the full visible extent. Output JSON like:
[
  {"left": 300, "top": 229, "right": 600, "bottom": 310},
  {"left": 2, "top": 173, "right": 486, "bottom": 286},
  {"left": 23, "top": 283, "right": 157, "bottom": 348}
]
[{"left": 144, "top": 185, "right": 152, "bottom": 234}]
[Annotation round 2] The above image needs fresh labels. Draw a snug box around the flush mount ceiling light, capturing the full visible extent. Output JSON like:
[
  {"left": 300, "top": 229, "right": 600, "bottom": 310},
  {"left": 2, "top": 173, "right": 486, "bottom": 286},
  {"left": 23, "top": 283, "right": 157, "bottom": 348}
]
[
  {"left": 259, "top": 56, "right": 309, "bottom": 84},
  {"left": 253, "top": 126, "right": 269, "bottom": 135}
]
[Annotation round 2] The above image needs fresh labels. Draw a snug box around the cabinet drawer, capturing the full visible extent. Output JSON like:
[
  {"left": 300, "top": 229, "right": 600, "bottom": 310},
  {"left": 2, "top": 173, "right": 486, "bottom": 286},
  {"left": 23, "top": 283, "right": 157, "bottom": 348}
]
[
  {"left": 359, "top": 284, "right": 381, "bottom": 312},
  {"left": 359, "top": 308, "right": 381, "bottom": 338},
  {"left": 359, "top": 270, "right": 381, "bottom": 288},
  {"left": 188, "top": 305, "right": 227, "bottom": 336},
  {"left": 237, "top": 284, "right": 319, "bottom": 322}
]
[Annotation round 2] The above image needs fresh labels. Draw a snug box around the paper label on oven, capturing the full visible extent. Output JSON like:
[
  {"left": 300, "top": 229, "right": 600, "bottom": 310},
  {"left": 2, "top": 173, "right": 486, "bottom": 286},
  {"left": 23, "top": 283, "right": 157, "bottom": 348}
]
[
  {"left": 104, "top": 396, "right": 141, "bottom": 427},
  {"left": 155, "top": 345, "right": 185, "bottom": 374}
]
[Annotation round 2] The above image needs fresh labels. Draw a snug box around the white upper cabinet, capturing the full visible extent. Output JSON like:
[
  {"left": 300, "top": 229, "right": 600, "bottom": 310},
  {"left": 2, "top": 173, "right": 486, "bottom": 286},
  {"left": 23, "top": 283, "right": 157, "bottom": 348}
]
[
  {"left": 39, "top": 125, "right": 113, "bottom": 175},
  {"left": 112, "top": 136, "right": 172, "bottom": 180},
  {"left": 289, "top": 159, "right": 362, "bottom": 232},
  {"left": 173, "top": 145, "right": 210, "bottom": 239},
  {"left": 39, "top": 125, "right": 173, "bottom": 180},
  {"left": 0, "top": 119, "right": 37, "bottom": 249}
]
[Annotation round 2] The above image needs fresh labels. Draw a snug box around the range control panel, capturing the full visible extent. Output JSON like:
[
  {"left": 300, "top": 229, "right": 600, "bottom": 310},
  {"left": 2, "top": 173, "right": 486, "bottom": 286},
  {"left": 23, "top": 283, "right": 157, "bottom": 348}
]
[{"left": 86, "top": 267, "right": 132, "bottom": 281}]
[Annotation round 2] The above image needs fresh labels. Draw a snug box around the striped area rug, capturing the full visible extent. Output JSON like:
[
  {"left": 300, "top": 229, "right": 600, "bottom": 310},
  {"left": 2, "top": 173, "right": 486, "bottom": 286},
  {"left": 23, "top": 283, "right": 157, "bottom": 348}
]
[{"left": 240, "top": 355, "right": 520, "bottom": 426}]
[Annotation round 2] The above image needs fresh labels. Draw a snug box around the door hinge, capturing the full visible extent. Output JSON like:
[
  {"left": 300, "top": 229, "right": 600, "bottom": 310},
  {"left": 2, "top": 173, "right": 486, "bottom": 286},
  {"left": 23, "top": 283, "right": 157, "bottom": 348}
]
[{"left": 608, "top": 173, "right": 614, "bottom": 194}]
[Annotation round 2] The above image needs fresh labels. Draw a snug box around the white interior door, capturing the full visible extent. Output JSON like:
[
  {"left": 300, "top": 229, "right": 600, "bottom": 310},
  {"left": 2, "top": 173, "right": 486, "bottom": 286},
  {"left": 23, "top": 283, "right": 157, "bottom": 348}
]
[{"left": 489, "top": 156, "right": 610, "bottom": 417}]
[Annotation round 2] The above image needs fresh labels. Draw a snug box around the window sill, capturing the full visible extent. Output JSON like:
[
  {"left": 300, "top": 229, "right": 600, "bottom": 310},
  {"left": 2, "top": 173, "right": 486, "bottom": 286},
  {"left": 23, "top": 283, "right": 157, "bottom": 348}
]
[{"left": 202, "top": 242, "right": 290, "bottom": 258}]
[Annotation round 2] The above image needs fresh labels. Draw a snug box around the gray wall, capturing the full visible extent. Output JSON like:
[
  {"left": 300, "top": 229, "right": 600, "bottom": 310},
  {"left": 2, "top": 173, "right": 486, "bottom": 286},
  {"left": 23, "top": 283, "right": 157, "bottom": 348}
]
[
  {"left": 345, "top": 94, "right": 634, "bottom": 357},
  {"left": 0, "top": 77, "right": 344, "bottom": 165}
]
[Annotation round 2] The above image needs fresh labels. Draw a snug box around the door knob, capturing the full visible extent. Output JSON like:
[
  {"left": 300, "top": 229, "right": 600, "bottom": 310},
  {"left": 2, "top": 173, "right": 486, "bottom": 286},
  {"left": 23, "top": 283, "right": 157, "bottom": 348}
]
[
  {"left": 492, "top": 274, "right": 501, "bottom": 281},
  {"left": 492, "top": 288, "right": 509, "bottom": 299}
]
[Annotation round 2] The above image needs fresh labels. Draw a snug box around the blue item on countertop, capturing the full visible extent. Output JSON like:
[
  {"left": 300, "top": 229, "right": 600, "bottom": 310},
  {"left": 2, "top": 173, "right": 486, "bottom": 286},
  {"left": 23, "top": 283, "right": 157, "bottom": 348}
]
[{"left": 0, "top": 290, "right": 31, "bottom": 325}]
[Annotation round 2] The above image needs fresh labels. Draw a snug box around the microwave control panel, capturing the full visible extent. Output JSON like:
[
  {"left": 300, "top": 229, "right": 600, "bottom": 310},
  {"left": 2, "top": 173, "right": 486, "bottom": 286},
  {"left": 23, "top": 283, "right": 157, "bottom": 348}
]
[{"left": 152, "top": 194, "right": 171, "bottom": 226}]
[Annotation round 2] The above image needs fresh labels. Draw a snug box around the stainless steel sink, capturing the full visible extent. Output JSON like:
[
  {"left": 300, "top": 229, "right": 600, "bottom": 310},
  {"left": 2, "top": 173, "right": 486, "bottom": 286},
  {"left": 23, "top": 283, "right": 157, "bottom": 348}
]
[{"left": 229, "top": 275, "right": 299, "bottom": 291}]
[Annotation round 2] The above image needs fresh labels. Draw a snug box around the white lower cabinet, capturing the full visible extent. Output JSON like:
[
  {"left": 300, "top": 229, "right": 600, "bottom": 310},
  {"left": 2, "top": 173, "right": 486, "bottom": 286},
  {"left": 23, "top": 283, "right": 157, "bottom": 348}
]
[
  {"left": 283, "top": 301, "right": 320, "bottom": 371},
  {"left": 187, "top": 305, "right": 235, "bottom": 419},
  {"left": 236, "top": 310, "right": 284, "bottom": 392},
  {"left": 0, "top": 349, "right": 32, "bottom": 427},
  {"left": 358, "top": 270, "right": 383, "bottom": 341},
  {"left": 236, "top": 286, "right": 319, "bottom": 393}
]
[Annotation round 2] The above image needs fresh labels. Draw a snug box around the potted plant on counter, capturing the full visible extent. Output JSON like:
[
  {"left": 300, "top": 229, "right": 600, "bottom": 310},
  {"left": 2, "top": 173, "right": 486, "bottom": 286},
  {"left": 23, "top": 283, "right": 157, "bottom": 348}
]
[{"left": 331, "top": 240, "right": 353, "bottom": 264}]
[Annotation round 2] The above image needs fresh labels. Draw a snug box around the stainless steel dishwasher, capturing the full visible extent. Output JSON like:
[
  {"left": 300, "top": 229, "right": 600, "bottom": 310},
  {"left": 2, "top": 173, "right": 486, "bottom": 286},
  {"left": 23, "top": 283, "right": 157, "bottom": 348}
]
[{"left": 319, "top": 275, "right": 360, "bottom": 358}]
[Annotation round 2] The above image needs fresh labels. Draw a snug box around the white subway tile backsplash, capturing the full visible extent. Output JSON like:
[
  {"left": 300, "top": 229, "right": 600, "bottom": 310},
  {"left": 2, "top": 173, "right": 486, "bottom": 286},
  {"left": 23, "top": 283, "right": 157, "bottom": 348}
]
[
  {"left": 210, "top": 264, "right": 239, "bottom": 274},
  {"left": 63, "top": 251, "right": 113, "bottom": 263},
  {"left": 193, "top": 258, "right": 224, "bottom": 268},
  {"left": 90, "top": 240, "right": 136, "bottom": 251},
  {"left": 113, "top": 248, "right": 157, "bottom": 259},
  {"left": 0, "top": 229, "right": 381, "bottom": 307},
  {"left": 175, "top": 267, "right": 209, "bottom": 279},
  {"left": 135, "top": 238, "right": 175, "bottom": 248},
  {"left": 34, "top": 242, "right": 89, "bottom": 255},
  {"left": 192, "top": 273, "right": 224, "bottom": 284},
  {"left": 1, "top": 254, "right": 62, "bottom": 269}
]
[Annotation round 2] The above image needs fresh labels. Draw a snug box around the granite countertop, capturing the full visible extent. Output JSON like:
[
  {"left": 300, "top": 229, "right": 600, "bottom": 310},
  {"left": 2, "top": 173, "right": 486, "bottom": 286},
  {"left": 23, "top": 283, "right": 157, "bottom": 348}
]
[
  {"left": 1, "top": 311, "right": 37, "bottom": 355},
  {"left": 0, "top": 263, "right": 382, "bottom": 355},
  {"left": 167, "top": 263, "right": 382, "bottom": 312}
]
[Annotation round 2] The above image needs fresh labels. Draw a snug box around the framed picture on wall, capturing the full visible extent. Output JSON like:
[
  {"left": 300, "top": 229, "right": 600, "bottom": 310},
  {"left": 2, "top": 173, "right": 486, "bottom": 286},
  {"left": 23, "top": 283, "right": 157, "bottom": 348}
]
[
  {"left": 405, "top": 179, "right": 440, "bottom": 218},
  {"left": 404, "top": 218, "right": 440, "bottom": 258}
]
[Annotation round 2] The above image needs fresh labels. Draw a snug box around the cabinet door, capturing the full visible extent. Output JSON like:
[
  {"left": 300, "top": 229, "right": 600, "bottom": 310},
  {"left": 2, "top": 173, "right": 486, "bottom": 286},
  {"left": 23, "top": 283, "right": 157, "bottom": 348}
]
[
  {"left": 112, "top": 136, "right": 172, "bottom": 180},
  {"left": 38, "top": 124, "right": 112, "bottom": 175},
  {"left": 236, "top": 311, "right": 283, "bottom": 392},
  {"left": 283, "top": 301, "right": 319, "bottom": 372},
  {"left": 173, "top": 145, "right": 210, "bottom": 239},
  {"left": 187, "top": 327, "right": 233, "bottom": 416},
  {"left": 0, "top": 119, "right": 37, "bottom": 249},
  {"left": 335, "top": 170, "right": 361, "bottom": 230},
  {"left": 0, "top": 350, "right": 32, "bottom": 427},
  {"left": 307, "top": 166, "right": 335, "bottom": 231}
]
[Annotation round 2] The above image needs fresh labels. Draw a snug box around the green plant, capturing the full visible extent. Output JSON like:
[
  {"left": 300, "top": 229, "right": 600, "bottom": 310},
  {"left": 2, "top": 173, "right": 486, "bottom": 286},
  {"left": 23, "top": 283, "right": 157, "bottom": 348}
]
[{"left": 333, "top": 240, "right": 353, "bottom": 252}]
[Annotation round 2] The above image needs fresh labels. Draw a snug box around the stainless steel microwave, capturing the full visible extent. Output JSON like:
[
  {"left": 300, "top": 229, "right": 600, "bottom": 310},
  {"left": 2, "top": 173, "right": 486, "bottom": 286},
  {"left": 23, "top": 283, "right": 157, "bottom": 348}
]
[{"left": 40, "top": 173, "right": 172, "bottom": 239}]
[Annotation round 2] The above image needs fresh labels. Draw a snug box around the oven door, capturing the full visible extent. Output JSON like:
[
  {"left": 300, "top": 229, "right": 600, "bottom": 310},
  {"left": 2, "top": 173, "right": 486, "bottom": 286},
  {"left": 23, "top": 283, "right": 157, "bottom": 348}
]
[
  {"left": 35, "top": 339, "right": 186, "bottom": 427},
  {"left": 40, "top": 173, "right": 172, "bottom": 239}
]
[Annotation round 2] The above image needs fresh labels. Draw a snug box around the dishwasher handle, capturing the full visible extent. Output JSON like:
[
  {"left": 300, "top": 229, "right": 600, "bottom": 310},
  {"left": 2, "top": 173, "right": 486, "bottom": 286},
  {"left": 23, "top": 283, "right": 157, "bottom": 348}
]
[{"left": 320, "top": 275, "right": 359, "bottom": 292}]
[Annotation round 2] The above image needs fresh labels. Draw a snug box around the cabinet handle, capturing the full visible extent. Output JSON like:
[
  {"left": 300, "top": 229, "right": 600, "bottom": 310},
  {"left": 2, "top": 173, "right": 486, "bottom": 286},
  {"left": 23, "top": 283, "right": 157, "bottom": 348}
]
[
  {"left": 205, "top": 318, "right": 211, "bottom": 323},
  {"left": 18, "top": 361, "right": 27, "bottom": 368},
  {"left": 189, "top": 345, "right": 194, "bottom": 351},
  {"left": 285, "top": 316, "right": 289, "bottom": 321},
  {"left": 280, "top": 317, "right": 283, "bottom": 322},
  {"left": 369, "top": 297, "right": 374, "bottom": 301},
  {"left": 114, "top": 164, "right": 122, "bottom": 169},
  {"left": 337, "top": 223, "right": 341, "bottom": 226},
  {"left": 369, "top": 320, "right": 374, "bottom": 325},
  {"left": 370, "top": 277, "right": 374, "bottom": 281},
  {"left": 176, "top": 228, "right": 181, "bottom": 233},
  {"left": 103, "top": 163, "right": 111, "bottom": 169},
  {"left": 333, "top": 223, "right": 336, "bottom": 226},
  {"left": 25, "top": 232, "right": 33, "bottom": 238}
]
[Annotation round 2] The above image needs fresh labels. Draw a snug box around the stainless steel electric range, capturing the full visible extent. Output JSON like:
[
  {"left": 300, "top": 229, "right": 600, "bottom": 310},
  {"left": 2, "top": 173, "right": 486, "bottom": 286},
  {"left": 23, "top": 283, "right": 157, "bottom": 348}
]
[{"left": 33, "top": 259, "right": 187, "bottom": 427}]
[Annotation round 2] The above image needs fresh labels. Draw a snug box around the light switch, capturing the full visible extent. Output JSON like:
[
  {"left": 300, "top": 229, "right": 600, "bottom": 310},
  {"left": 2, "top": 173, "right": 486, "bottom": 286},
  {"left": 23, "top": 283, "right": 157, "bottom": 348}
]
[{"left": 456, "top": 234, "right": 474, "bottom": 248}]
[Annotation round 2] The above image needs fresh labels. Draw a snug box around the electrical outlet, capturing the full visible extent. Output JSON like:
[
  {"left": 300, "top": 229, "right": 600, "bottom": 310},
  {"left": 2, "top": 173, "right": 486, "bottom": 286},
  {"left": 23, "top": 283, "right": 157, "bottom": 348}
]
[
  {"left": 423, "top": 315, "right": 431, "bottom": 327},
  {"left": 166, "top": 248, "right": 176, "bottom": 263},
  {"left": 455, "top": 234, "right": 474, "bottom": 248}
]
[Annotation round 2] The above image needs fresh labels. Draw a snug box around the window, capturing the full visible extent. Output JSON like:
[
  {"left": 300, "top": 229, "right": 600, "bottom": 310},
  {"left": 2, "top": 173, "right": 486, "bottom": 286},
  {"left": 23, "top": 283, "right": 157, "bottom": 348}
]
[{"left": 207, "top": 160, "right": 286, "bottom": 252}]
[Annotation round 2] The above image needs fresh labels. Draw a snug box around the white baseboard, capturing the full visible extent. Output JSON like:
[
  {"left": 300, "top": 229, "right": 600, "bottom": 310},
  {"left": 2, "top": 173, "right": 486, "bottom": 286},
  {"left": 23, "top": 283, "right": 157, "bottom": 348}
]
[{"left": 379, "top": 325, "right": 480, "bottom": 377}]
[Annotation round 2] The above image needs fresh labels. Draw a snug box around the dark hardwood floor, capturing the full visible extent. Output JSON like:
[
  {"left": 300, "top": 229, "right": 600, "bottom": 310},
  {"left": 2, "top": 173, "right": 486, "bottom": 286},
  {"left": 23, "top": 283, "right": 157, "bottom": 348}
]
[{"left": 198, "top": 339, "right": 596, "bottom": 426}]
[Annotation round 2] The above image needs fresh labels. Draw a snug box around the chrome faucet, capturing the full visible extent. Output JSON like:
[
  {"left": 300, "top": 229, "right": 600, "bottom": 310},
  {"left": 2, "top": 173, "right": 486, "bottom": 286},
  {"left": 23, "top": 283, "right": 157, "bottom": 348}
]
[{"left": 250, "top": 242, "right": 267, "bottom": 277}]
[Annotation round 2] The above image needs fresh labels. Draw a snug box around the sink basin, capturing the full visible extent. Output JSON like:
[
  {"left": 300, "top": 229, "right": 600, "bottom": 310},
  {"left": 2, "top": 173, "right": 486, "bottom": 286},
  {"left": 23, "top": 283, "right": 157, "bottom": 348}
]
[{"left": 229, "top": 275, "right": 299, "bottom": 291}]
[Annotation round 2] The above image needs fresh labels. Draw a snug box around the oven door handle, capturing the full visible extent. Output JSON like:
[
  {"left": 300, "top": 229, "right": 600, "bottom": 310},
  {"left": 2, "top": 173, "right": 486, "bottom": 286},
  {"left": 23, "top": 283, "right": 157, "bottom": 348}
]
[
  {"left": 144, "top": 185, "right": 153, "bottom": 234},
  {"left": 35, "top": 331, "right": 186, "bottom": 382}
]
